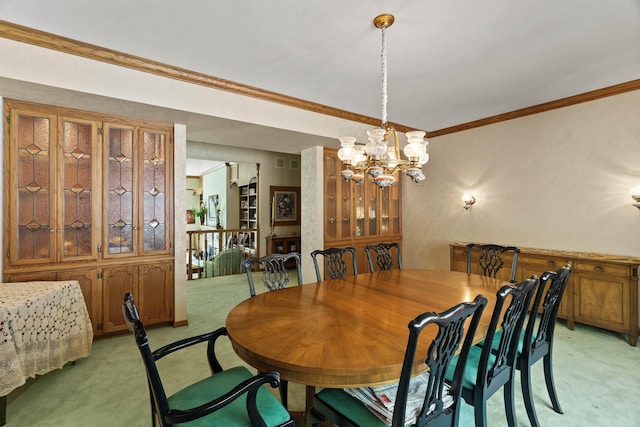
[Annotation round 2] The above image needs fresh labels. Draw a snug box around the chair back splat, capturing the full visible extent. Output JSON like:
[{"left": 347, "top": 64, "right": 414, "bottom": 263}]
[
  {"left": 243, "top": 252, "right": 303, "bottom": 297},
  {"left": 394, "top": 295, "right": 488, "bottom": 427},
  {"left": 309, "top": 295, "right": 488, "bottom": 427},
  {"left": 365, "top": 242, "right": 402, "bottom": 272},
  {"left": 311, "top": 246, "right": 357, "bottom": 281},
  {"left": 519, "top": 264, "right": 572, "bottom": 427},
  {"left": 122, "top": 292, "right": 293, "bottom": 427},
  {"left": 466, "top": 243, "right": 520, "bottom": 282}
]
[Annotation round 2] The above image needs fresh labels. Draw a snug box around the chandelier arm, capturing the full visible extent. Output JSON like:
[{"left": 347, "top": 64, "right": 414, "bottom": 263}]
[
  {"left": 393, "top": 127, "right": 401, "bottom": 160},
  {"left": 382, "top": 163, "right": 400, "bottom": 177}
]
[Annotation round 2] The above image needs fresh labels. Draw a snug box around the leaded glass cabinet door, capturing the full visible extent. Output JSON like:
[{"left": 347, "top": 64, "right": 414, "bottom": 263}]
[
  {"left": 339, "top": 167, "right": 352, "bottom": 239},
  {"left": 139, "top": 128, "right": 170, "bottom": 255},
  {"left": 324, "top": 153, "right": 338, "bottom": 241},
  {"left": 365, "top": 179, "right": 378, "bottom": 238},
  {"left": 59, "top": 116, "right": 100, "bottom": 261},
  {"left": 380, "top": 177, "right": 401, "bottom": 236},
  {"left": 104, "top": 123, "right": 135, "bottom": 257},
  {"left": 8, "top": 109, "right": 57, "bottom": 265},
  {"left": 353, "top": 180, "right": 365, "bottom": 238}
]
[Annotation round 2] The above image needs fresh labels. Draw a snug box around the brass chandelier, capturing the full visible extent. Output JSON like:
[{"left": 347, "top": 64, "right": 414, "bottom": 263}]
[{"left": 337, "top": 14, "right": 429, "bottom": 188}]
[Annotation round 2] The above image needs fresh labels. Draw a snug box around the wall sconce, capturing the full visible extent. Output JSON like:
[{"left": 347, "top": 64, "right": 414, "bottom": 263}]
[
  {"left": 462, "top": 193, "right": 476, "bottom": 210},
  {"left": 630, "top": 187, "right": 640, "bottom": 209}
]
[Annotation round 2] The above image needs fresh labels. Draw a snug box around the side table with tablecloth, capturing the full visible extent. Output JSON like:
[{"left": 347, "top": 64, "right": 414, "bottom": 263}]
[{"left": 0, "top": 280, "right": 93, "bottom": 425}]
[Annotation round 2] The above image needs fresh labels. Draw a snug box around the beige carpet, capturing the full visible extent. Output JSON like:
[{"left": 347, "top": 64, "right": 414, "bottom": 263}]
[{"left": 4, "top": 273, "right": 640, "bottom": 426}]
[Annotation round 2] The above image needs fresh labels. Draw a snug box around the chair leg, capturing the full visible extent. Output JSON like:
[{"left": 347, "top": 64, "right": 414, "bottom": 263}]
[
  {"left": 151, "top": 398, "right": 158, "bottom": 427},
  {"left": 306, "top": 408, "right": 325, "bottom": 427},
  {"left": 543, "top": 353, "right": 563, "bottom": 414},
  {"left": 279, "top": 379, "right": 289, "bottom": 409},
  {"left": 521, "top": 364, "right": 540, "bottom": 427},
  {"left": 504, "top": 379, "right": 518, "bottom": 427},
  {"left": 474, "top": 398, "right": 489, "bottom": 427}
]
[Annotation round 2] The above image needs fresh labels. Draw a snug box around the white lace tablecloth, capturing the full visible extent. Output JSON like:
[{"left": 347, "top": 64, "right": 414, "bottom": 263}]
[{"left": 0, "top": 280, "right": 93, "bottom": 397}]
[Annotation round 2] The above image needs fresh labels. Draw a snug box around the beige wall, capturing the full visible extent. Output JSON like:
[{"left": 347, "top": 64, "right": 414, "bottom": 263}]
[{"left": 402, "top": 90, "right": 640, "bottom": 270}]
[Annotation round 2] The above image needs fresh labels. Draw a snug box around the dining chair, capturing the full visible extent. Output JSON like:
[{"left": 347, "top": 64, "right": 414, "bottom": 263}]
[
  {"left": 242, "top": 251, "right": 303, "bottom": 409},
  {"left": 242, "top": 252, "right": 303, "bottom": 297},
  {"left": 365, "top": 242, "right": 402, "bottom": 272},
  {"left": 121, "top": 292, "right": 294, "bottom": 427},
  {"left": 310, "top": 246, "right": 358, "bottom": 282},
  {"left": 308, "top": 295, "right": 488, "bottom": 427},
  {"left": 445, "top": 276, "right": 539, "bottom": 427},
  {"left": 512, "top": 264, "right": 572, "bottom": 427},
  {"left": 466, "top": 243, "right": 520, "bottom": 282}
]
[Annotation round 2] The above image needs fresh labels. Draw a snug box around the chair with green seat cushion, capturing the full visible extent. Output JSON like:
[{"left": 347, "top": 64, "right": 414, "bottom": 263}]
[
  {"left": 308, "top": 295, "right": 488, "bottom": 427},
  {"left": 486, "top": 264, "right": 572, "bottom": 427},
  {"left": 445, "top": 277, "right": 538, "bottom": 427},
  {"left": 122, "top": 292, "right": 293, "bottom": 427},
  {"left": 242, "top": 252, "right": 303, "bottom": 409}
]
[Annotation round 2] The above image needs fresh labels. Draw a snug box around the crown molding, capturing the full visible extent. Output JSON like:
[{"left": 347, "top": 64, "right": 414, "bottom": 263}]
[
  {"left": 429, "top": 79, "right": 640, "bottom": 137},
  {"left": 0, "top": 20, "right": 381, "bottom": 128}
]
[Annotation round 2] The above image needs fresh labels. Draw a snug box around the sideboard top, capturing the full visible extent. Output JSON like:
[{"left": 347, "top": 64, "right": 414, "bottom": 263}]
[{"left": 451, "top": 242, "right": 640, "bottom": 265}]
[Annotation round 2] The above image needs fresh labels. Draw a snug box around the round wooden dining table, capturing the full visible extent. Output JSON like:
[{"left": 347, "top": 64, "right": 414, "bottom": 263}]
[{"left": 225, "top": 269, "right": 509, "bottom": 410}]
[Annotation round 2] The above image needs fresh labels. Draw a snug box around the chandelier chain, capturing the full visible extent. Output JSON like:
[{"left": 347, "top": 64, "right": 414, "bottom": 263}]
[{"left": 381, "top": 26, "right": 388, "bottom": 127}]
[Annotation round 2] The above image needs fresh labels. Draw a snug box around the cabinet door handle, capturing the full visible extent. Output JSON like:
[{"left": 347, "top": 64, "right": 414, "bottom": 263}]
[
  {"left": 548, "top": 260, "right": 556, "bottom": 267},
  {"left": 594, "top": 266, "right": 604, "bottom": 272}
]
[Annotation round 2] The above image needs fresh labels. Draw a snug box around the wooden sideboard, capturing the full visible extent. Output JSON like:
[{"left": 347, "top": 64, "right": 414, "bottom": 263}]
[
  {"left": 450, "top": 243, "right": 640, "bottom": 346},
  {"left": 266, "top": 236, "right": 301, "bottom": 268}
]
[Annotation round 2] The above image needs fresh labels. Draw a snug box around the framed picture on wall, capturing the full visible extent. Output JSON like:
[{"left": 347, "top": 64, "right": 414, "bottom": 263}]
[
  {"left": 186, "top": 209, "right": 195, "bottom": 224},
  {"left": 270, "top": 186, "right": 300, "bottom": 225}
]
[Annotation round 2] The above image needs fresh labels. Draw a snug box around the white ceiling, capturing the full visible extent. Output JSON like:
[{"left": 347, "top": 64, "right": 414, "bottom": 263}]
[
  {"left": 185, "top": 159, "right": 225, "bottom": 177},
  {"left": 1, "top": 1, "right": 639, "bottom": 151}
]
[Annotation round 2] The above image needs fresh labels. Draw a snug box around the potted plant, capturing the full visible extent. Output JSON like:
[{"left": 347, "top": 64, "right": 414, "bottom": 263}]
[{"left": 193, "top": 204, "right": 207, "bottom": 225}]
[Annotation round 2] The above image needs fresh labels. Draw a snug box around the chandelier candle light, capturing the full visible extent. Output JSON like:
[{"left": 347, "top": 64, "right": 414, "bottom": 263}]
[{"left": 337, "top": 14, "right": 429, "bottom": 188}]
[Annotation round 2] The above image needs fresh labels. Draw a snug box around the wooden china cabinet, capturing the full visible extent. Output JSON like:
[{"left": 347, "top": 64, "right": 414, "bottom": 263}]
[
  {"left": 2, "top": 99, "right": 175, "bottom": 336},
  {"left": 323, "top": 148, "right": 402, "bottom": 274}
]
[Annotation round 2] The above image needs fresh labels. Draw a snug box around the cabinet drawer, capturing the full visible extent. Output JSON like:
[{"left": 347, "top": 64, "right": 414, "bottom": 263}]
[
  {"left": 573, "top": 261, "right": 630, "bottom": 277},
  {"left": 518, "top": 255, "right": 569, "bottom": 271}
]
